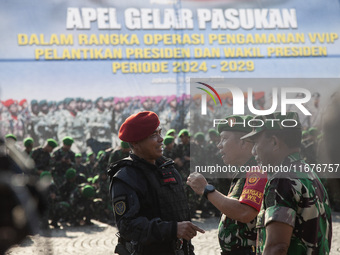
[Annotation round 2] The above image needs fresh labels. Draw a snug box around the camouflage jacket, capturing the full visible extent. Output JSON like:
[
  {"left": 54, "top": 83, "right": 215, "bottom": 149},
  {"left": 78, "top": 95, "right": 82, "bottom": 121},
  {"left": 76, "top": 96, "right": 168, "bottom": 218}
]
[
  {"left": 31, "top": 147, "right": 52, "bottom": 173},
  {"left": 256, "top": 152, "right": 332, "bottom": 255},
  {"left": 218, "top": 157, "right": 258, "bottom": 252}
]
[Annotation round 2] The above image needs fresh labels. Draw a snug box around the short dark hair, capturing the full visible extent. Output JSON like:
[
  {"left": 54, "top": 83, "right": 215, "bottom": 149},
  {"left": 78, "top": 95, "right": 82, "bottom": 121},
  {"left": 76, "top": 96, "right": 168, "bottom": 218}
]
[{"left": 265, "top": 128, "right": 302, "bottom": 148}]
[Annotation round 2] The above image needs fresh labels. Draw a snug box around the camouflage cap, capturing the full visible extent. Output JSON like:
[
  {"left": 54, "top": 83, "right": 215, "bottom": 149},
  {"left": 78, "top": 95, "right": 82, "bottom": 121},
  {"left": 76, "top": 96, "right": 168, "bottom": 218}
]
[
  {"left": 166, "top": 129, "right": 176, "bottom": 136},
  {"left": 217, "top": 115, "right": 253, "bottom": 134},
  {"left": 47, "top": 138, "right": 58, "bottom": 148},
  {"left": 241, "top": 112, "right": 301, "bottom": 141},
  {"left": 65, "top": 168, "right": 76, "bottom": 180},
  {"left": 62, "top": 136, "right": 74, "bottom": 145},
  {"left": 163, "top": 135, "right": 175, "bottom": 146},
  {"left": 24, "top": 137, "right": 34, "bottom": 147},
  {"left": 178, "top": 129, "right": 190, "bottom": 137}
]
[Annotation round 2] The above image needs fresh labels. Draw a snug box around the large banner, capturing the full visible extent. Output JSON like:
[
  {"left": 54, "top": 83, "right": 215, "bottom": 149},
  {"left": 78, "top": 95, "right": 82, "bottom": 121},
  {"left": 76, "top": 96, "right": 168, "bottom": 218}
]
[{"left": 1, "top": 0, "right": 340, "bottom": 153}]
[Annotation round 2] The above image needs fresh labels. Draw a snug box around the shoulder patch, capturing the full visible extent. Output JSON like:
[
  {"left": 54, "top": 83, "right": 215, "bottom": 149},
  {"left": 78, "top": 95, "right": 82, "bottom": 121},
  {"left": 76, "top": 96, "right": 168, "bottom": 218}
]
[
  {"left": 113, "top": 196, "right": 127, "bottom": 216},
  {"left": 114, "top": 200, "right": 126, "bottom": 216}
]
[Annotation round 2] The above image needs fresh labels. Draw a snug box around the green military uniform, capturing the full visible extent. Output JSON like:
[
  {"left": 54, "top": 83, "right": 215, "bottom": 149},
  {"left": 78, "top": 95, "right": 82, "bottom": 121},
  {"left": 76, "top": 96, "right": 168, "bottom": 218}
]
[
  {"left": 256, "top": 152, "right": 332, "bottom": 255},
  {"left": 31, "top": 138, "right": 58, "bottom": 177},
  {"left": 216, "top": 115, "right": 263, "bottom": 254},
  {"left": 52, "top": 137, "right": 76, "bottom": 187},
  {"left": 218, "top": 157, "right": 258, "bottom": 253},
  {"left": 69, "top": 185, "right": 96, "bottom": 225},
  {"left": 240, "top": 112, "right": 332, "bottom": 255}
]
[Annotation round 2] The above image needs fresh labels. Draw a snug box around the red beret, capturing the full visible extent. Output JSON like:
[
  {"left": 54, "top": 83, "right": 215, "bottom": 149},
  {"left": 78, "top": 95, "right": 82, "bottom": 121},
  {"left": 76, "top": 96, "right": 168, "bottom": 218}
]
[
  {"left": 19, "top": 99, "right": 27, "bottom": 106},
  {"left": 2, "top": 99, "right": 15, "bottom": 107},
  {"left": 119, "top": 111, "right": 160, "bottom": 142}
]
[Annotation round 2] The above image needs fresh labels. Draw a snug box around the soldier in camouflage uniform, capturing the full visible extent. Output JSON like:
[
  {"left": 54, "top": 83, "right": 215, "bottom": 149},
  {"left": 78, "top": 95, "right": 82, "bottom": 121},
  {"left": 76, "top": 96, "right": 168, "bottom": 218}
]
[
  {"left": 87, "top": 97, "right": 112, "bottom": 154},
  {"left": 84, "top": 152, "right": 96, "bottom": 177},
  {"left": 174, "top": 129, "right": 200, "bottom": 217},
  {"left": 108, "top": 141, "right": 131, "bottom": 165},
  {"left": 162, "top": 135, "right": 176, "bottom": 160},
  {"left": 52, "top": 136, "right": 76, "bottom": 187},
  {"left": 188, "top": 115, "right": 267, "bottom": 255},
  {"left": 35, "top": 100, "right": 52, "bottom": 146},
  {"left": 69, "top": 184, "right": 96, "bottom": 226},
  {"left": 31, "top": 138, "right": 58, "bottom": 177},
  {"left": 59, "top": 168, "right": 78, "bottom": 201},
  {"left": 27, "top": 100, "right": 40, "bottom": 147},
  {"left": 40, "top": 171, "right": 69, "bottom": 229},
  {"left": 241, "top": 112, "right": 332, "bottom": 255},
  {"left": 74, "top": 153, "right": 87, "bottom": 175},
  {"left": 57, "top": 97, "right": 88, "bottom": 154},
  {"left": 23, "top": 137, "right": 34, "bottom": 156}
]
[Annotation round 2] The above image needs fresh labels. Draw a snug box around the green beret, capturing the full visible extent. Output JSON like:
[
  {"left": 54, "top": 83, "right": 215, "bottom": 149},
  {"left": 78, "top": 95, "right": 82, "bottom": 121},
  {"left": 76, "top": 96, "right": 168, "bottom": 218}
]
[
  {"left": 87, "top": 152, "right": 94, "bottom": 158},
  {"left": 217, "top": 115, "right": 253, "bottom": 134},
  {"left": 302, "top": 130, "right": 309, "bottom": 137},
  {"left": 5, "top": 134, "right": 17, "bottom": 141},
  {"left": 95, "top": 97, "right": 103, "bottom": 105},
  {"left": 48, "top": 101, "right": 55, "bottom": 107},
  {"left": 47, "top": 138, "right": 58, "bottom": 148},
  {"left": 59, "top": 201, "right": 70, "bottom": 208},
  {"left": 31, "top": 100, "right": 38, "bottom": 106},
  {"left": 194, "top": 132, "right": 205, "bottom": 142},
  {"left": 82, "top": 185, "right": 95, "bottom": 198},
  {"left": 208, "top": 128, "right": 219, "bottom": 136},
  {"left": 92, "top": 175, "right": 100, "bottom": 184},
  {"left": 87, "top": 177, "right": 93, "bottom": 183},
  {"left": 163, "top": 135, "right": 175, "bottom": 146},
  {"left": 64, "top": 97, "right": 75, "bottom": 106},
  {"left": 166, "top": 129, "right": 176, "bottom": 136},
  {"left": 40, "top": 171, "right": 52, "bottom": 180},
  {"left": 308, "top": 127, "right": 318, "bottom": 136},
  {"left": 104, "top": 97, "right": 113, "bottom": 102},
  {"left": 121, "top": 141, "right": 130, "bottom": 149},
  {"left": 241, "top": 112, "right": 301, "bottom": 141},
  {"left": 63, "top": 136, "right": 74, "bottom": 145},
  {"left": 97, "top": 150, "right": 105, "bottom": 160},
  {"left": 178, "top": 129, "right": 190, "bottom": 138},
  {"left": 24, "top": 137, "right": 34, "bottom": 147},
  {"left": 75, "top": 153, "right": 82, "bottom": 158},
  {"left": 65, "top": 168, "right": 76, "bottom": 180},
  {"left": 39, "top": 100, "right": 47, "bottom": 106}
]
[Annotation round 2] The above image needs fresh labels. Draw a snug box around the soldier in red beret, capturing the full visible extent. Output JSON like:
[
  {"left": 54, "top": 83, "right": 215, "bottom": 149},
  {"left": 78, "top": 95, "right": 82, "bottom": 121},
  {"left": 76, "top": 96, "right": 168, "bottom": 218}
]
[{"left": 108, "top": 111, "right": 204, "bottom": 255}]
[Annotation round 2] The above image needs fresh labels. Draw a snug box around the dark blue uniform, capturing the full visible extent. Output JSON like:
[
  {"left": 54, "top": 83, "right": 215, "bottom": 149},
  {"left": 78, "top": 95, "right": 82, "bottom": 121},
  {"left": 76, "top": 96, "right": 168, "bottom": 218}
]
[{"left": 108, "top": 154, "right": 194, "bottom": 255}]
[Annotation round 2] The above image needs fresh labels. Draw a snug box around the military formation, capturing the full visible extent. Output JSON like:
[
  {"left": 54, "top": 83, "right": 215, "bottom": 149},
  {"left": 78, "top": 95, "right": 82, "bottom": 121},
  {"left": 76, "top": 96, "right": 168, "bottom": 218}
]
[
  {"left": 0, "top": 96, "right": 192, "bottom": 155},
  {"left": 6, "top": 134, "right": 136, "bottom": 228}
]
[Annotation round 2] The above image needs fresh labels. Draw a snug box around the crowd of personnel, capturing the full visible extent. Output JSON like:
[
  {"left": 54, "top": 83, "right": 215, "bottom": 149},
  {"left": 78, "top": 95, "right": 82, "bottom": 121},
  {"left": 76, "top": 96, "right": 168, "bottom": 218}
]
[{"left": 2, "top": 110, "right": 336, "bottom": 231}]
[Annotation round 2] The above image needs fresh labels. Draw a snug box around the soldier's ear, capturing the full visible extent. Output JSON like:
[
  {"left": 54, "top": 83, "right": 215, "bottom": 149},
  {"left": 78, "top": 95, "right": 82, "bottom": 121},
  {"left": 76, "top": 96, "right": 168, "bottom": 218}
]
[{"left": 272, "top": 135, "right": 280, "bottom": 151}]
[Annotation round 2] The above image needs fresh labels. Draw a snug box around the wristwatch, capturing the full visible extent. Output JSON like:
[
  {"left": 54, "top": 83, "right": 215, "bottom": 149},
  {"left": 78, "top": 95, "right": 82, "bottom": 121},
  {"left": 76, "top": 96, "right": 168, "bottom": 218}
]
[{"left": 203, "top": 184, "right": 216, "bottom": 199}]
